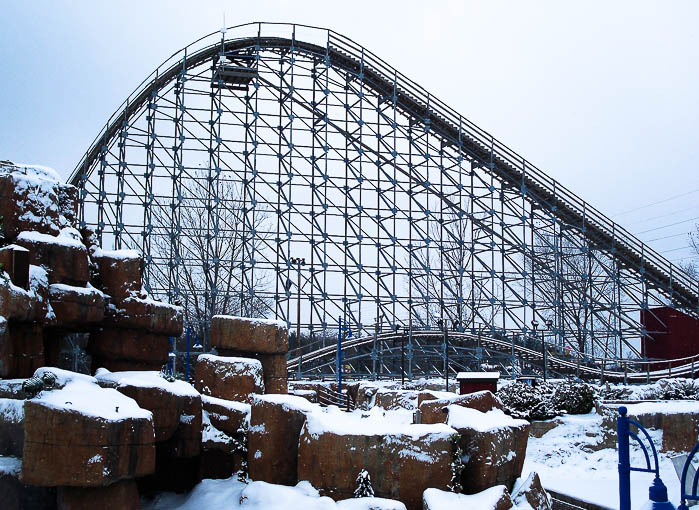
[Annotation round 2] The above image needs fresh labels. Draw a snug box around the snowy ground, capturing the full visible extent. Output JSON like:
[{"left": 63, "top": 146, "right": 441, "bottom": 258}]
[
  {"left": 142, "top": 478, "right": 407, "bottom": 510},
  {"left": 522, "top": 412, "right": 687, "bottom": 509}
]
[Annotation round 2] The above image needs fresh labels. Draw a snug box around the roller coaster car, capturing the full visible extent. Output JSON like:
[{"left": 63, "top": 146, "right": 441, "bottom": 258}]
[{"left": 211, "top": 62, "right": 258, "bottom": 91}]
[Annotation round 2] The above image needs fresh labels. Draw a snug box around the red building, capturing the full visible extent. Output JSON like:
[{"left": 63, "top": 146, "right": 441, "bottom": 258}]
[
  {"left": 456, "top": 372, "right": 500, "bottom": 395},
  {"left": 641, "top": 306, "right": 699, "bottom": 367}
]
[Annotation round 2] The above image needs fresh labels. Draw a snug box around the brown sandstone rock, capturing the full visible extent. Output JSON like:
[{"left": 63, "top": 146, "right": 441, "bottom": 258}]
[
  {"left": 104, "top": 296, "right": 183, "bottom": 336},
  {"left": 21, "top": 371, "right": 156, "bottom": 487},
  {"left": 57, "top": 479, "right": 140, "bottom": 510},
  {"left": 446, "top": 405, "right": 529, "bottom": 494},
  {"left": 512, "top": 472, "right": 552, "bottom": 510},
  {"left": 0, "top": 272, "right": 48, "bottom": 323},
  {"left": 0, "top": 322, "right": 45, "bottom": 379},
  {"left": 210, "top": 315, "right": 288, "bottom": 354},
  {"left": 248, "top": 394, "right": 316, "bottom": 485},
  {"left": 195, "top": 354, "right": 264, "bottom": 403},
  {"left": 201, "top": 395, "right": 250, "bottom": 436},
  {"left": 374, "top": 389, "right": 419, "bottom": 410},
  {"left": 0, "top": 398, "right": 24, "bottom": 457},
  {"left": 15, "top": 231, "right": 89, "bottom": 286},
  {"left": 49, "top": 284, "right": 105, "bottom": 326},
  {"left": 92, "top": 249, "right": 142, "bottom": 303},
  {"left": 0, "top": 172, "right": 60, "bottom": 239},
  {"left": 88, "top": 328, "right": 170, "bottom": 369},
  {"left": 95, "top": 370, "right": 201, "bottom": 446},
  {"left": 420, "top": 390, "right": 503, "bottom": 425},
  {"left": 216, "top": 350, "right": 288, "bottom": 394},
  {"left": 0, "top": 245, "right": 30, "bottom": 290},
  {"left": 297, "top": 415, "right": 455, "bottom": 510}
]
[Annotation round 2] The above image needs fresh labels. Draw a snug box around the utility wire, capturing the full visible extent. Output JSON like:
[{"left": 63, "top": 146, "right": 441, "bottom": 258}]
[
  {"left": 613, "top": 188, "right": 699, "bottom": 217},
  {"left": 644, "top": 231, "right": 693, "bottom": 243},
  {"left": 624, "top": 204, "right": 699, "bottom": 226},
  {"left": 635, "top": 215, "right": 699, "bottom": 235}
]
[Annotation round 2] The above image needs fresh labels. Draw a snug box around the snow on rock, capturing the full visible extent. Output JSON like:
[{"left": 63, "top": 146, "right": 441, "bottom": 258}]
[
  {"left": 91, "top": 247, "right": 142, "bottom": 260},
  {"left": 248, "top": 394, "right": 318, "bottom": 485},
  {"left": 0, "top": 264, "right": 50, "bottom": 323},
  {"left": 201, "top": 409, "right": 234, "bottom": 448},
  {"left": 31, "top": 367, "right": 151, "bottom": 421},
  {"left": 0, "top": 455, "right": 22, "bottom": 476},
  {"left": 511, "top": 471, "right": 552, "bottom": 510},
  {"left": 2, "top": 163, "right": 61, "bottom": 183},
  {"left": 0, "top": 398, "right": 24, "bottom": 423},
  {"left": 17, "top": 230, "right": 85, "bottom": 249},
  {"left": 298, "top": 407, "right": 456, "bottom": 510},
  {"left": 21, "top": 368, "right": 156, "bottom": 486},
  {"left": 210, "top": 314, "right": 289, "bottom": 355},
  {"left": 422, "top": 485, "right": 513, "bottom": 510},
  {"left": 95, "top": 368, "right": 199, "bottom": 398},
  {"left": 374, "top": 389, "right": 419, "bottom": 410},
  {"left": 195, "top": 355, "right": 264, "bottom": 403},
  {"left": 420, "top": 390, "right": 503, "bottom": 424},
  {"left": 0, "top": 398, "right": 25, "bottom": 457},
  {"left": 202, "top": 394, "right": 251, "bottom": 435},
  {"left": 447, "top": 404, "right": 530, "bottom": 494},
  {"left": 447, "top": 405, "right": 529, "bottom": 432}
]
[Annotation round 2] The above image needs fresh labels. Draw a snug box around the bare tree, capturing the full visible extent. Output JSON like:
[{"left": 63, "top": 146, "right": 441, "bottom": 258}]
[
  {"left": 681, "top": 226, "right": 699, "bottom": 278},
  {"left": 529, "top": 231, "right": 617, "bottom": 356},
  {"left": 149, "top": 170, "right": 272, "bottom": 342},
  {"left": 412, "top": 203, "right": 500, "bottom": 331}
]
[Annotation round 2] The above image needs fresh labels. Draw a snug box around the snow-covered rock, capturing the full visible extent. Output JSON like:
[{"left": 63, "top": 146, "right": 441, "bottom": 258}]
[
  {"left": 447, "top": 405, "right": 530, "bottom": 494},
  {"left": 210, "top": 314, "right": 288, "bottom": 354},
  {"left": 298, "top": 408, "right": 457, "bottom": 510},
  {"left": 248, "top": 394, "right": 317, "bottom": 485},
  {"left": 21, "top": 367, "right": 156, "bottom": 486},
  {"left": 195, "top": 354, "right": 264, "bottom": 403}
]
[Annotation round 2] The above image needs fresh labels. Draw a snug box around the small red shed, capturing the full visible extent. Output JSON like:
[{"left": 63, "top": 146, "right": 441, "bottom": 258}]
[{"left": 456, "top": 371, "right": 500, "bottom": 395}]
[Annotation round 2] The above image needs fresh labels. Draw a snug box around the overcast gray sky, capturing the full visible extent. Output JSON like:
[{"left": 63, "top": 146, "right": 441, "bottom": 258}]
[{"left": 1, "top": 0, "right": 698, "bottom": 264}]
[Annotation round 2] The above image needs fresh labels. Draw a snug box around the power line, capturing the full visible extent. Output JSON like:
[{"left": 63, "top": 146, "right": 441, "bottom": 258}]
[
  {"left": 644, "top": 231, "right": 693, "bottom": 243},
  {"left": 660, "top": 246, "right": 692, "bottom": 254},
  {"left": 624, "top": 204, "right": 699, "bottom": 226},
  {"left": 613, "top": 188, "right": 699, "bottom": 217},
  {"left": 635, "top": 215, "right": 699, "bottom": 235}
]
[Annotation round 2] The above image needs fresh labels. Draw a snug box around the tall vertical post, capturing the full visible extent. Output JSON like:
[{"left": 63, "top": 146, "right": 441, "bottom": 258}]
[
  {"left": 185, "top": 327, "right": 191, "bottom": 382},
  {"left": 337, "top": 316, "right": 343, "bottom": 393},
  {"left": 444, "top": 322, "right": 449, "bottom": 392},
  {"left": 618, "top": 406, "right": 631, "bottom": 510}
]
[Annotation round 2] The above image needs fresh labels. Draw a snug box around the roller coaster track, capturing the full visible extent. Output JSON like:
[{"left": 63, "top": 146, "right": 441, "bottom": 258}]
[
  {"left": 70, "top": 23, "right": 699, "bottom": 318},
  {"left": 287, "top": 330, "right": 699, "bottom": 383}
]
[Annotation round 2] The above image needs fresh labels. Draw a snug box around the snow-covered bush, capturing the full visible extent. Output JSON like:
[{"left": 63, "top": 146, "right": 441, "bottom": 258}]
[
  {"left": 597, "top": 383, "right": 634, "bottom": 401},
  {"left": 354, "top": 469, "right": 375, "bottom": 498},
  {"left": 496, "top": 382, "right": 560, "bottom": 421},
  {"left": 642, "top": 378, "right": 699, "bottom": 400},
  {"left": 552, "top": 382, "right": 595, "bottom": 415}
]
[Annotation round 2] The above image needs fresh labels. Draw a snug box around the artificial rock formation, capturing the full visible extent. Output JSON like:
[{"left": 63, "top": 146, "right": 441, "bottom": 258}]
[
  {"left": 210, "top": 315, "right": 289, "bottom": 394},
  {"left": 195, "top": 354, "right": 264, "bottom": 403},
  {"left": 419, "top": 390, "right": 503, "bottom": 424},
  {"left": 248, "top": 394, "right": 316, "bottom": 485},
  {"left": 298, "top": 412, "right": 456, "bottom": 510},
  {"left": 446, "top": 404, "right": 529, "bottom": 494},
  {"left": 0, "top": 162, "right": 183, "bottom": 379}
]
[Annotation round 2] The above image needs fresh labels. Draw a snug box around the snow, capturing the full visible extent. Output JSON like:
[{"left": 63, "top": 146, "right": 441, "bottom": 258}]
[
  {"left": 336, "top": 498, "right": 406, "bottom": 510},
  {"left": 122, "top": 293, "right": 182, "bottom": 313},
  {"left": 4, "top": 162, "right": 61, "bottom": 183},
  {"left": 202, "top": 395, "right": 251, "bottom": 415},
  {"left": 0, "top": 456, "right": 22, "bottom": 476},
  {"left": 49, "top": 282, "right": 105, "bottom": 298},
  {"left": 94, "top": 369, "right": 200, "bottom": 398},
  {"left": 302, "top": 404, "right": 455, "bottom": 440},
  {"left": 0, "top": 398, "right": 24, "bottom": 422},
  {"left": 618, "top": 400, "right": 699, "bottom": 416},
  {"left": 31, "top": 368, "right": 152, "bottom": 422},
  {"left": 213, "top": 314, "right": 287, "bottom": 330},
  {"left": 423, "top": 486, "right": 510, "bottom": 510},
  {"left": 199, "top": 355, "right": 264, "bottom": 389},
  {"left": 253, "top": 393, "right": 317, "bottom": 413},
  {"left": 455, "top": 371, "right": 500, "bottom": 380},
  {"left": 91, "top": 247, "right": 141, "bottom": 260},
  {"left": 446, "top": 405, "right": 528, "bottom": 432},
  {"left": 202, "top": 410, "right": 233, "bottom": 445},
  {"left": 17, "top": 230, "right": 85, "bottom": 249},
  {"left": 522, "top": 410, "right": 684, "bottom": 508}
]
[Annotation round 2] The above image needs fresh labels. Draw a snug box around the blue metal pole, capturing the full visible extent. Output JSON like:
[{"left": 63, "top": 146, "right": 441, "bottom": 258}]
[
  {"left": 185, "top": 327, "right": 191, "bottom": 382},
  {"left": 338, "top": 316, "right": 342, "bottom": 393},
  {"left": 618, "top": 406, "right": 631, "bottom": 510},
  {"left": 168, "top": 336, "right": 174, "bottom": 376}
]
